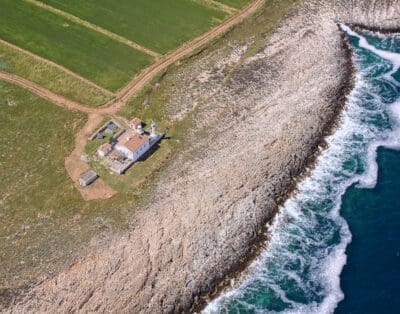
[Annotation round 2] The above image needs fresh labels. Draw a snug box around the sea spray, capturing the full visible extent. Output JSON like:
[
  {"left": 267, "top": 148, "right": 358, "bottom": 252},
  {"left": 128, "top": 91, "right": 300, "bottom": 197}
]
[{"left": 203, "top": 27, "right": 400, "bottom": 314}]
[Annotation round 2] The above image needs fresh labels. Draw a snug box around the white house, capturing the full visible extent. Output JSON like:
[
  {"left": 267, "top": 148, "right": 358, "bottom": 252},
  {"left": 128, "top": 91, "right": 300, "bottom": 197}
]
[{"left": 115, "top": 131, "right": 150, "bottom": 161}]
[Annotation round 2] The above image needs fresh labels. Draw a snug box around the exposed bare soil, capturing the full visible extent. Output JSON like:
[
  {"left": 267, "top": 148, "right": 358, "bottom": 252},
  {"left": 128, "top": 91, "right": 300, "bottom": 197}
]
[{"left": 64, "top": 113, "right": 116, "bottom": 201}]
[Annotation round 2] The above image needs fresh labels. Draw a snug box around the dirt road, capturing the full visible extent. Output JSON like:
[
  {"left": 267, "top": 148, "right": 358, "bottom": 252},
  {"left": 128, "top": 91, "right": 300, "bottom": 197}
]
[
  {"left": 0, "top": 72, "right": 100, "bottom": 113},
  {"left": 0, "top": 0, "right": 264, "bottom": 200},
  {"left": 0, "top": 72, "right": 117, "bottom": 115},
  {"left": 1, "top": 0, "right": 264, "bottom": 116},
  {"left": 107, "top": 0, "right": 265, "bottom": 110}
]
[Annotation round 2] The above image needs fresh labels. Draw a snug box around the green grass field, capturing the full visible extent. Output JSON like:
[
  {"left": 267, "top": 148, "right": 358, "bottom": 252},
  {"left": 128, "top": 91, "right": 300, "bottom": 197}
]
[
  {"left": 0, "top": 80, "right": 87, "bottom": 288},
  {"left": 0, "top": 0, "right": 298, "bottom": 296},
  {"left": 39, "top": 0, "right": 228, "bottom": 54},
  {"left": 0, "top": 80, "right": 173, "bottom": 289},
  {"left": 0, "top": 43, "right": 112, "bottom": 107},
  {"left": 0, "top": 0, "right": 154, "bottom": 92},
  {"left": 215, "top": 0, "right": 252, "bottom": 9},
  {"left": 0, "top": 81, "right": 144, "bottom": 290}
]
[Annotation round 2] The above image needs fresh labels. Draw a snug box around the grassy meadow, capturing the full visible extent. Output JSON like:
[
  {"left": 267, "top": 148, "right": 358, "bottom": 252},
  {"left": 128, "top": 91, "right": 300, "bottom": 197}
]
[
  {"left": 0, "top": 80, "right": 175, "bottom": 290},
  {"left": 0, "top": 43, "right": 112, "bottom": 107},
  {"left": 0, "top": 81, "right": 131, "bottom": 290},
  {"left": 0, "top": 0, "right": 154, "bottom": 92},
  {"left": 39, "top": 0, "right": 228, "bottom": 54}
]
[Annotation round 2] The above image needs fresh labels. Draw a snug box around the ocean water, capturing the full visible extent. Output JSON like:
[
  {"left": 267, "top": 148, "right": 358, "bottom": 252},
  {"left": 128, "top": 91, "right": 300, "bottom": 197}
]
[{"left": 203, "top": 26, "right": 400, "bottom": 314}]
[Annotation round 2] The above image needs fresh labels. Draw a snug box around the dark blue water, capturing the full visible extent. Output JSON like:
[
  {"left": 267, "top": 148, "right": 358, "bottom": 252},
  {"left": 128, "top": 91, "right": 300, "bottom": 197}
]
[
  {"left": 337, "top": 148, "right": 400, "bottom": 313},
  {"left": 204, "top": 27, "right": 400, "bottom": 314}
]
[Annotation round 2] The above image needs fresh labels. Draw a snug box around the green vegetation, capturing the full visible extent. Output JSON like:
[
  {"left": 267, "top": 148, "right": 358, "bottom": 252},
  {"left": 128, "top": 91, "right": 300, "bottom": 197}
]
[
  {"left": 0, "top": 43, "right": 112, "bottom": 107},
  {"left": 0, "top": 80, "right": 175, "bottom": 289},
  {"left": 0, "top": 81, "right": 85, "bottom": 288},
  {"left": 84, "top": 70, "right": 194, "bottom": 196},
  {"left": 214, "top": 0, "right": 251, "bottom": 9},
  {"left": 88, "top": 0, "right": 301, "bottom": 198},
  {"left": 0, "top": 82, "right": 135, "bottom": 289},
  {"left": 0, "top": 0, "right": 300, "bottom": 294},
  {"left": 39, "top": 0, "right": 228, "bottom": 54},
  {"left": 0, "top": 0, "right": 154, "bottom": 91}
]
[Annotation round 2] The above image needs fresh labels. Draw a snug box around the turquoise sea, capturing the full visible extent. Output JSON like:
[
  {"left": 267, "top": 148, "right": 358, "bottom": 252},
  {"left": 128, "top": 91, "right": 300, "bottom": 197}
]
[{"left": 204, "top": 26, "right": 400, "bottom": 313}]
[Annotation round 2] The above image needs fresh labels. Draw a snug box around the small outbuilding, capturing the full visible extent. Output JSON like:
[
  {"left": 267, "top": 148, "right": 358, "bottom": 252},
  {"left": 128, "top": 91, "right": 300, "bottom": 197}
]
[
  {"left": 79, "top": 170, "right": 98, "bottom": 187},
  {"left": 98, "top": 142, "right": 113, "bottom": 157},
  {"left": 129, "top": 118, "right": 144, "bottom": 134}
]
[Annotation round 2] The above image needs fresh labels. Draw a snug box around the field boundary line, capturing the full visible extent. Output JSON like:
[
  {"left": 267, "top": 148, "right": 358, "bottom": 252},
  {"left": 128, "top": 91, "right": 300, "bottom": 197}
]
[
  {"left": 0, "top": 39, "right": 115, "bottom": 97},
  {"left": 24, "top": 0, "right": 161, "bottom": 59},
  {"left": 2, "top": 0, "right": 264, "bottom": 115},
  {"left": 192, "top": 0, "right": 238, "bottom": 15},
  {"left": 106, "top": 0, "right": 265, "bottom": 110}
]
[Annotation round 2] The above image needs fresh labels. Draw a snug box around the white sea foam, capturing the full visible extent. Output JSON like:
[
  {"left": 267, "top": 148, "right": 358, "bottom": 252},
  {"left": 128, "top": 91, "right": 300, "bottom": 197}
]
[
  {"left": 203, "top": 27, "right": 400, "bottom": 314},
  {"left": 341, "top": 24, "right": 400, "bottom": 77}
]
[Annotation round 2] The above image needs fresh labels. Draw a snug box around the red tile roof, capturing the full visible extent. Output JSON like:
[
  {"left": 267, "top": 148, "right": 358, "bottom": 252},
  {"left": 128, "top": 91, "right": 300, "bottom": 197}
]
[{"left": 117, "top": 131, "right": 149, "bottom": 153}]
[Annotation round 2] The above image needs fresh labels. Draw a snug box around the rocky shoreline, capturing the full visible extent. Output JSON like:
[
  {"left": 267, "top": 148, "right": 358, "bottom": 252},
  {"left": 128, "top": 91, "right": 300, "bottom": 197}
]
[
  {"left": 190, "top": 31, "right": 357, "bottom": 313},
  {"left": 6, "top": 0, "right": 400, "bottom": 313}
]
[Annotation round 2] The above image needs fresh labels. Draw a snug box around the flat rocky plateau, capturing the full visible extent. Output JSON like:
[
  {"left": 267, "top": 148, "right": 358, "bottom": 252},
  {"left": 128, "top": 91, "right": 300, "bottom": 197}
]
[{"left": 6, "top": 0, "right": 400, "bottom": 313}]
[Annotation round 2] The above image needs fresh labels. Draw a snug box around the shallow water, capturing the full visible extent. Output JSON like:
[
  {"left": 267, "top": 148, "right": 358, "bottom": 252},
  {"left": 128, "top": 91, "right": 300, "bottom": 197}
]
[{"left": 203, "top": 26, "right": 400, "bottom": 314}]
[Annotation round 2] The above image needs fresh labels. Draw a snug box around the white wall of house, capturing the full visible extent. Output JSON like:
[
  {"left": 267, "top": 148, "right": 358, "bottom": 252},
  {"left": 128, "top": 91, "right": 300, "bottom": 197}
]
[{"left": 116, "top": 140, "right": 150, "bottom": 161}]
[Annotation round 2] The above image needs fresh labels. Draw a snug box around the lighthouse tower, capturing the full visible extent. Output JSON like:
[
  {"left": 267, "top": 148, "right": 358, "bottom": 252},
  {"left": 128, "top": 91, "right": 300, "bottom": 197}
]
[{"left": 150, "top": 120, "right": 157, "bottom": 138}]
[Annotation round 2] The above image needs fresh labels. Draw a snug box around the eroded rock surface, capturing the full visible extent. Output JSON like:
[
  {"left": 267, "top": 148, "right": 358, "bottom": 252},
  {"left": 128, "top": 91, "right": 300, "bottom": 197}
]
[{"left": 7, "top": 0, "right": 400, "bottom": 313}]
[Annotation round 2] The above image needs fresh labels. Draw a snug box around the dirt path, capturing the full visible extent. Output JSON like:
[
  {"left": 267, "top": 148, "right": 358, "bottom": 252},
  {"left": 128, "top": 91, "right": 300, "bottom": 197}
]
[
  {"left": 193, "top": 0, "right": 238, "bottom": 15},
  {"left": 2, "top": 0, "right": 263, "bottom": 115},
  {"left": 0, "top": 72, "right": 118, "bottom": 114},
  {"left": 65, "top": 114, "right": 116, "bottom": 200},
  {"left": 0, "top": 72, "right": 116, "bottom": 199},
  {"left": 0, "top": 39, "right": 114, "bottom": 96},
  {"left": 0, "top": 72, "right": 103, "bottom": 113},
  {"left": 107, "top": 0, "right": 265, "bottom": 110},
  {"left": 0, "top": 0, "right": 264, "bottom": 201}
]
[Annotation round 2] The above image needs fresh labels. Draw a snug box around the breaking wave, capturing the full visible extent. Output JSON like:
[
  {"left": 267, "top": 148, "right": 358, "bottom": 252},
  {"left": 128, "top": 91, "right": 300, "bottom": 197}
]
[{"left": 203, "top": 26, "right": 400, "bottom": 314}]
